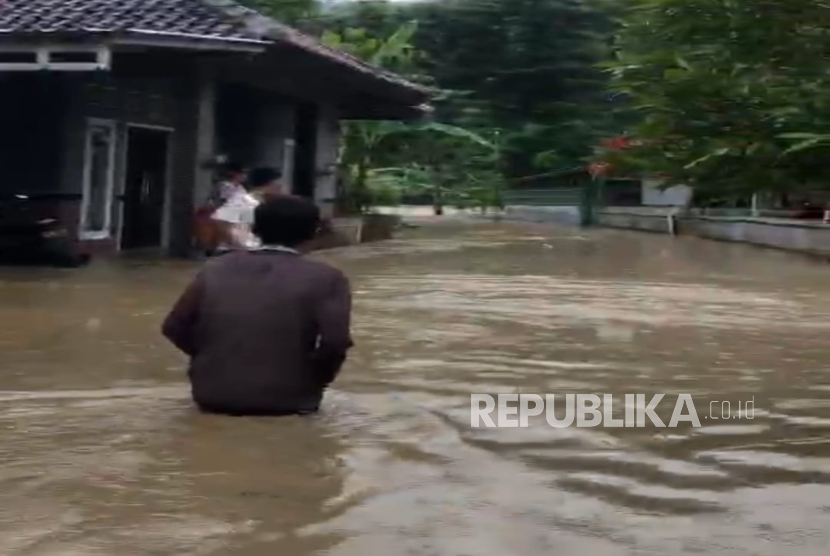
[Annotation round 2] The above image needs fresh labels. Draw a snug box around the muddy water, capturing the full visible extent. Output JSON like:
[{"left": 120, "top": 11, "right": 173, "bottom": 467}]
[{"left": 1, "top": 220, "right": 830, "bottom": 555}]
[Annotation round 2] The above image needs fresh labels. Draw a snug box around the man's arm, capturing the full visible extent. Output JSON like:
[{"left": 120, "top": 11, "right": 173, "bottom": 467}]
[
  {"left": 162, "top": 273, "right": 205, "bottom": 357},
  {"left": 311, "top": 271, "right": 354, "bottom": 387}
]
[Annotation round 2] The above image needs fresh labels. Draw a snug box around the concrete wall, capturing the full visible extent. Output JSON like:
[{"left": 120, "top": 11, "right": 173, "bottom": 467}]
[
  {"left": 215, "top": 88, "right": 339, "bottom": 217},
  {"left": 191, "top": 70, "right": 216, "bottom": 213},
  {"left": 215, "top": 85, "right": 295, "bottom": 180},
  {"left": 503, "top": 205, "right": 582, "bottom": 226},
  {"left": 249, "top": 101, "right": 295, "bottom": 191},
  {"left": 84, "top": 67, "right": 199, "bottom": 256},
  {"left": 596, "top": 206, "right": 830, "bottom": 259},
  {"left": 40, "top": 65, "right": 189, "bottom": 254},
  {"left": 597, "top": 206, "right": 677, "bottom": 234},
  {"left": 168, "top": 71, "right": 204, "bottom": 257},
  {"left": 680, "top": 217, "right": 830, "bottom": 258}
]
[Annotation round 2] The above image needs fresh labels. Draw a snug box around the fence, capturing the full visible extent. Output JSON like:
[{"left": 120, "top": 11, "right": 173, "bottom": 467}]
[
  {"left": 502, "top": 187, "right": 584, "bottom": 206},
  {"left": 502, "top": 169, "right": 644, "bottom": 225}
]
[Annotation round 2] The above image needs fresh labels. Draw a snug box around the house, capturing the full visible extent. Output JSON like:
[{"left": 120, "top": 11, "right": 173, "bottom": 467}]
[{"left": 0, "top": 0, "right": 430, "bottom": 257}]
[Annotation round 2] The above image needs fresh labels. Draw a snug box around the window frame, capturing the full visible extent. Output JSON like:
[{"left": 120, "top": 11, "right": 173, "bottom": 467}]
[{"left": 79, "top": 118, "right": 118, "bottom": 240}]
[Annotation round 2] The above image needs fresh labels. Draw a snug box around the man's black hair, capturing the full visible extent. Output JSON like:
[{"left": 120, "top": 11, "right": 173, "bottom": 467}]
[
  {"left": 253, "top": 196, "right": 320, "bottom": 248},
  {"left": 223, "top": 161, "right": 245, "bottom": 176},
  {"left": 247, "top": 167, "right": 283, "bottom": 190}
]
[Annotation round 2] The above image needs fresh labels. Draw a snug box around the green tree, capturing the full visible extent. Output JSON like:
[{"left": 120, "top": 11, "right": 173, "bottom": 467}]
[
  {"left": 238, "top": 0, "right": 319, "bottom": 25},
  {"left": 407, "top": 0, "right": 617, "bottom": 176},
  {"left": 322, "top": 21, "right": 499, "bottom": 214},
  {"left": 317, "top": 0, "right": 620, "bottom": 178},
  {"left": 320, "top": 22, "right": 423, "bottom": 213},
  {"left": 246, "top": 0, "right": 621, "bottom": 199},
  {"left": 607, "top": 0, "right": 830, "bottom": 196}
]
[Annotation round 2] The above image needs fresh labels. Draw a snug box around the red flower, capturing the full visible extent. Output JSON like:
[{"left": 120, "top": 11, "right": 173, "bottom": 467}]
[{"left": 602, "top": 137, "right": 630, "bottom": 150}]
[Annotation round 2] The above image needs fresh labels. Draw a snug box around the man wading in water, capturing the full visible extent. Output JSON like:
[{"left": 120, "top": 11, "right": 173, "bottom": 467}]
[{"left": 162, "top": 196, "right": 353, "bottom": 416}]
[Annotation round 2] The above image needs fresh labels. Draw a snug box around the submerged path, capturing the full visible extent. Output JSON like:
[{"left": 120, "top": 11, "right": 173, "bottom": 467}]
[{"left": 1, "top": 220, "right": 829, "bottom": 555}]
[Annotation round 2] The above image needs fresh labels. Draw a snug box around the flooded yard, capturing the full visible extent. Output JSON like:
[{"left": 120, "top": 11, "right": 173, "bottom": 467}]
[{"left": 1, "top": 220, "right": 829, "bottom": 555}]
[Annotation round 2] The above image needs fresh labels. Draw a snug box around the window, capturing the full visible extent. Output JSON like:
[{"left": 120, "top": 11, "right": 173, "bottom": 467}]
[{"left": 81, "top": 120, "right": 116, "bottom": 239}]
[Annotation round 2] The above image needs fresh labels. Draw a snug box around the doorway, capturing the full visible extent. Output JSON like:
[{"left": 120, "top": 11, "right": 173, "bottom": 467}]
[
  {"left": 293, "top": 103, "right": 318, "bottom": 199},
  {"left": 121, "top": 127, "right": 170, "bottom": 250}
]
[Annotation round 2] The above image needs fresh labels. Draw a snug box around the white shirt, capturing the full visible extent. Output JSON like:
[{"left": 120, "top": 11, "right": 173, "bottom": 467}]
[
  {"left": 211, "top": 190, "right": 261, "bottom": 250},
  {"left": 219, "top": 181, "right": 245, "bottom": 202}
]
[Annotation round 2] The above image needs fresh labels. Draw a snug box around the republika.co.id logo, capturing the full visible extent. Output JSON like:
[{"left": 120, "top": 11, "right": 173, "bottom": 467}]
[{"left": 471, "top": 394, "right": 755, "bottom": 428}]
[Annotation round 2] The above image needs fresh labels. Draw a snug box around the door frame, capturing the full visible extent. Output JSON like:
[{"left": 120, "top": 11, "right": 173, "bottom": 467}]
[
  {"left": 118, "top": 123, "right": 174, "bottom": 251},
  {"left": 80, "top": 118, "right": 118, "bottom": 241}
]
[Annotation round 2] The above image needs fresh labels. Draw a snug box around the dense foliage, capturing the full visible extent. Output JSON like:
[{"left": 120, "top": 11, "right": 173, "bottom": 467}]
[
  {"left": 242, "top": 0, "right": 830, "bottom": 209},
  {"left": 321, "top": 0, "right": 619, "bottom": 178},
  {"left": 240, "top": 0, "right": 319, "bottom": 24},
  {"left": 606, "top": 0, "right": 830, "bottom": 197},
  {"left": 242, "top": 0, "right": 620, "bottom": 210}
]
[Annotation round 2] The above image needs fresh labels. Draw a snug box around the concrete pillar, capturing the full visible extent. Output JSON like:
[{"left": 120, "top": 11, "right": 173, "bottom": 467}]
[
  {"left": 192, "top": 72, "right": 216, "bottom": 208},
  {"left": 167, "top": 68, "right": 215, "bottom": 257},
  {"left": 314, "top": 104, "right": 340, "bottom": 219},
  {"left": 282, "top": 137, "right": 296, "bottom": 193}
]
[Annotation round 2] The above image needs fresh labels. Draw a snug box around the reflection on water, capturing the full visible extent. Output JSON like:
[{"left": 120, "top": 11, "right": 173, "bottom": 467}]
[{"left": 1, "top": 221, "right": 829, "bottom": 555}]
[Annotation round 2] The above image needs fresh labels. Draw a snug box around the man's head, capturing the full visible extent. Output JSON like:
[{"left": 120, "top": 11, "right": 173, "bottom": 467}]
[
  {"left": 253, "top": 195, "right": 321, "bottom": 248},
  {"left": 247, "top": 167, "right": 285, "bottom": 196},
  {"left": 223, "top": 161, "right": 246, "bottom": 184}
]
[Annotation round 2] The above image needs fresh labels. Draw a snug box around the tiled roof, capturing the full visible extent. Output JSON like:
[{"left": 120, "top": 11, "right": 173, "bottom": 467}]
[
  {"left": 0, "top": 0, "right": 254, "bottom": 39},
  {"left": 0, "top": 0, "right": 429, "bottom": 98}
]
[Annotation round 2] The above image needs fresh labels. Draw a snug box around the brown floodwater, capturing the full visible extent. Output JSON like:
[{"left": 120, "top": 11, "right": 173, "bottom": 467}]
[{"left": 1, "top": 219, "right": 829, "bottom": 555}]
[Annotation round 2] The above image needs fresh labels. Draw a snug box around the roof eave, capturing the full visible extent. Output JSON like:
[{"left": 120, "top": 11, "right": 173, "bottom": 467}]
[
  {"left": 265, "top": 34, "right": 431, "bottom": 101},
  {"left": 263, "top": 40, "right": 431, "bottom": 107},
  {"left": 0, "top": 29, "right": 269, "bottom": 54},
  {"left": 115, "top": 29, "right": 269, "bottom": 53},
  {"left": 339, "top": 102, "right": 433, "bottom": 122}
]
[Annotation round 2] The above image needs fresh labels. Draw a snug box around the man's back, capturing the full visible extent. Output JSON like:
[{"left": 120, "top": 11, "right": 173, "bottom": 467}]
[{"left": 163, "top": 250, "right": 353, "bottom": 415}]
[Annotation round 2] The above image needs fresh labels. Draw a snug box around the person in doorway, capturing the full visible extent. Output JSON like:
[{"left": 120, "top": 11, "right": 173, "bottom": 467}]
[
  {"left": 162, "top": 195, "right": 353, "bottom": 416},
  {"left": 194, "top": 161, "right": 247, "bottom": 256},
  {"left": 211, "top": 167, "right": 286, "bottom": 252}
]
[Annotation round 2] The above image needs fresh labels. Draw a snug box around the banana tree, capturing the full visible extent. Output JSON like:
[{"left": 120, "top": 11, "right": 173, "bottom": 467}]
[
  {"left": 339, "top": 121, "right": 497, "bottom": 213},
  {"left": 322, "top": 22, "right": 422, "bottom": 214},
  {"left": 323, "top": 21, "right": 501, "bottom": 214}
]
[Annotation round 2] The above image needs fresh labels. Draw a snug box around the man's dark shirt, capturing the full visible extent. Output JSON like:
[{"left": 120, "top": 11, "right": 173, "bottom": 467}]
[{"left": 162, "top": 249, "right": 353, "bottom": 415}]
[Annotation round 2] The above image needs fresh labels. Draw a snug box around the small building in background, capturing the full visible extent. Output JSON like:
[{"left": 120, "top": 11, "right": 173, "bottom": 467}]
[
  {"left": 0, "top": 0, "right": 429, "bottom": 257},
  {"left": 640, "top": 178, "right": 693, "bottom": 207}
]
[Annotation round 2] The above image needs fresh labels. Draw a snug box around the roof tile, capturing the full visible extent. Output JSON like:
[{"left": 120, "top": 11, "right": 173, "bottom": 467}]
[
  {"left": 0, "top": 0, "right": 254, "bottom": 38},
  {"left": 0, "top": 0, "right": 430, "bottom": 99}
]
